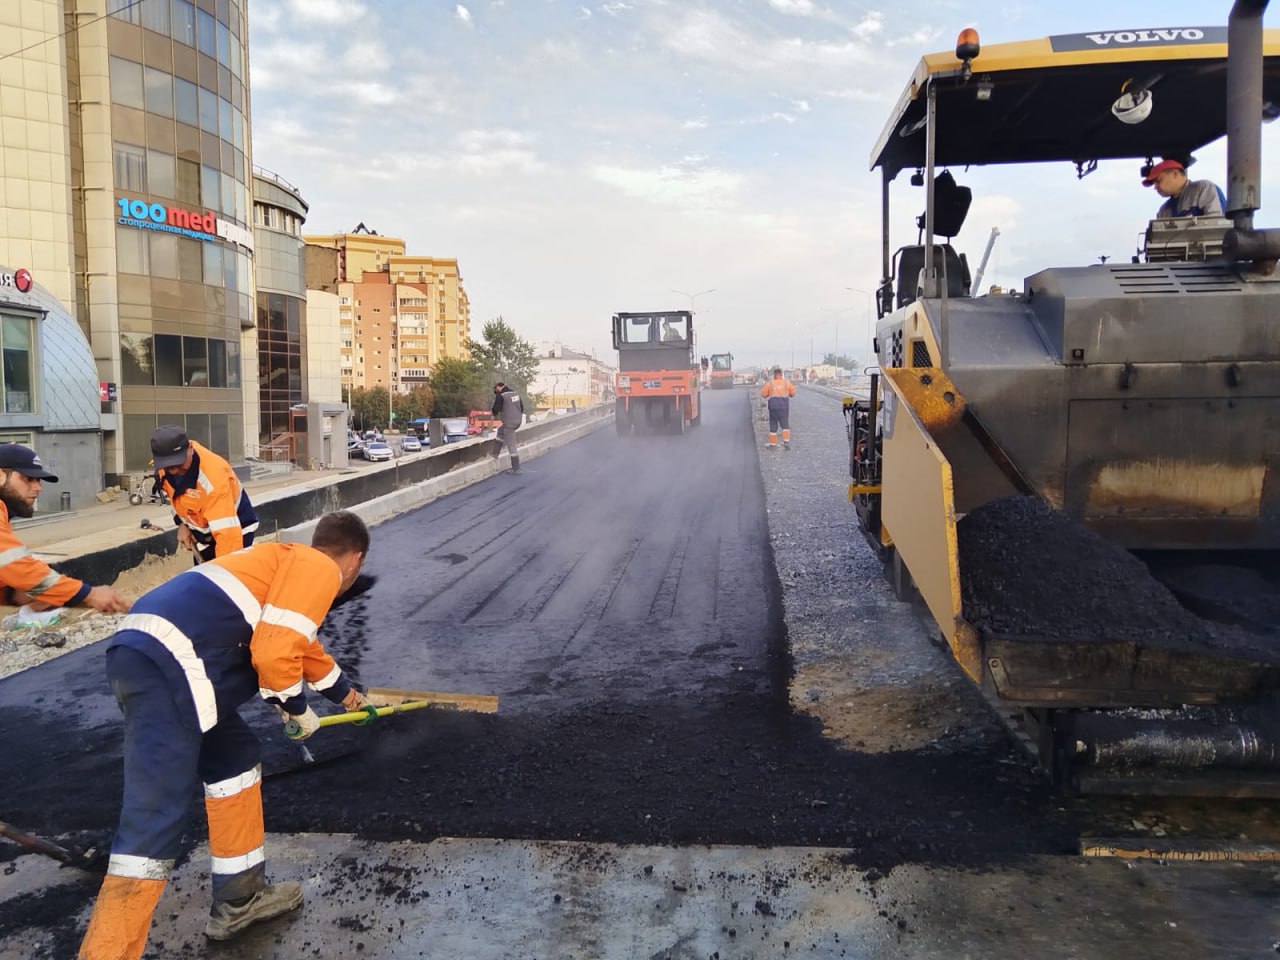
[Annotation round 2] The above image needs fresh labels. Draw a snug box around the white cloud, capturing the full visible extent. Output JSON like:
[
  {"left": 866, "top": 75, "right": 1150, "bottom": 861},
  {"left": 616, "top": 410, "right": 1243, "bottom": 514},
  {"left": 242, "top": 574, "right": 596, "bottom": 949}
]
[
  {"left": 682, "top": 118, "right": 709, "bottom": 130},
  {"left": 769, "top": 0, "right": 815, "bottom": 13},
  {"left": 600, "top": 2, "right": 631, "bottom": 15},
  {"left": 590, "top": 162, "right": 746, "bottom": 209},
  {"left": 456, "top": 4, "right": 473, "bottom": 26},
  {"left": 283, "top": 0, "right": 367, "bottom": 25},
  {"left": 852, "top": 12, "right": 884, "bottom": 40}
]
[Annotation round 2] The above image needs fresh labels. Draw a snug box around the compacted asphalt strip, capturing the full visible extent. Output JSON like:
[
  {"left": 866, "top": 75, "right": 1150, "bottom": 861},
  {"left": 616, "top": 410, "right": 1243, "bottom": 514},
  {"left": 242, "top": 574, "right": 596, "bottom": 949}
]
[{"left": 1, "top": 388, "right": 1279, "bottom": 958}]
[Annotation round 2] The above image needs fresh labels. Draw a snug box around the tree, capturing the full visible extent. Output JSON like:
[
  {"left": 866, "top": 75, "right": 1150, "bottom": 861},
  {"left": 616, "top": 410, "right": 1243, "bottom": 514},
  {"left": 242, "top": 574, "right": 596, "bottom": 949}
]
[
  {"left": 468, "top": 316, "right": 539, "bottom": 401},
  {"left": 822, "top": 353, "right": 860, "bottom": 370},
  {"left": 348, "top": 387, "right": 389, "bottom": 432},
  {"left": 428, "top": 356, "right": 487, "bottom": 416},
  {"left": 393, "top": 385, "right": 435, "bottom": 423}
]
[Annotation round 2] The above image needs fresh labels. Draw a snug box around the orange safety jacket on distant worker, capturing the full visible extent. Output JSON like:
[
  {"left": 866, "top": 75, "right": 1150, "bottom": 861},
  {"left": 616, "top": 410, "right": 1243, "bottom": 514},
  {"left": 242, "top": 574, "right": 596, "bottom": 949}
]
[
  {"left": 0, "top": 501, "right": 90, "bottom": 606},
  {"left": 760, "top": 376, "right": 796, "bottom": 399},
  {"left": 158, "top": 440, "right": 259, "bottom": 560}
]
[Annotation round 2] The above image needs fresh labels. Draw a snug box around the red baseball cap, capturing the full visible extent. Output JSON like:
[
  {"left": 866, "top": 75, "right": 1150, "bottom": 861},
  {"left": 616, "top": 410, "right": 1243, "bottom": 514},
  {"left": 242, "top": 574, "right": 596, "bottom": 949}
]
[{"left": 1143, "top": 158, "right": 1184, "bottom": 186}]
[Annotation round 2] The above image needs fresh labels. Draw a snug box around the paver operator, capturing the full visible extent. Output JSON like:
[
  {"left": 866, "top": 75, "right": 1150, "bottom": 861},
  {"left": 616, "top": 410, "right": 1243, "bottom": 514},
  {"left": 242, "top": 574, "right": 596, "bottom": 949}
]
[
  {"left": 489, "top": 381, "right": 525, "bottom": 475},
  {"left": 1143, "top": 157, "right": 1226, "bottom": 219},
  {"left": 759, "top": 367, "right": 796, "bottom": 450},
  {"left": 151, "top": 424, "right": 259, "bottom": 563},
  {"left": 78, "top": 510, "right": 375, "bottom": 958},
  {"left": 0, "top": 444, "right": 130, "bottom": 613}
]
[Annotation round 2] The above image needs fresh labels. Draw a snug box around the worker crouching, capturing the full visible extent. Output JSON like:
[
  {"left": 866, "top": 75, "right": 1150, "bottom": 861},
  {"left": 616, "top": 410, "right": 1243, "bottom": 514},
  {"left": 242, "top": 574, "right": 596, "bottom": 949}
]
[
  {"left": 78, "top": 511, "right": 375, "bottom": 958},
  {"left": 759, "top": 367, "right": 797, "bottom": 450}
]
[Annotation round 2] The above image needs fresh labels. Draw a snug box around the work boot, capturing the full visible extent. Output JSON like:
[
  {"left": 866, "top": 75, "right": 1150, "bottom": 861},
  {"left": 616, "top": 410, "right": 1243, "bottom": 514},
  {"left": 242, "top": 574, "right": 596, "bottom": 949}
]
[
  {"left": 205, "top": 881, "right": 304, "bottom": 941},
  {"left": 783, "top": 441, "right": 791, "bottom": 450},
  {"left": 489, "top": 439, "right": 502, "bottom": 460},
  {"left": 508, "top": 456, "right": 522, "bottom": 475}
]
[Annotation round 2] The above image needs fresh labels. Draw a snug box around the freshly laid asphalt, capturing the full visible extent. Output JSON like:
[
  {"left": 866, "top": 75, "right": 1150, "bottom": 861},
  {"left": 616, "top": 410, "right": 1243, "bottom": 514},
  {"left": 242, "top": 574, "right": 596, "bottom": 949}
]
[{"left": 1, "top": 389, "right": 1278, "bottom": 959}]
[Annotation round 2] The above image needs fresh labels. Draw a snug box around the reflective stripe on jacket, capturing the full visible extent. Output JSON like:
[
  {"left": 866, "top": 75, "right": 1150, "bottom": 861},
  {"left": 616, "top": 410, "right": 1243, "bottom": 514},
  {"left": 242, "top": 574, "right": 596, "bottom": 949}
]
[
  {"left": 160, "top": 441, "right": 259, "bottom": 558},
  {"left": 108, "top": 542, "right": 351, "bottom": 729},
  {"left": 0, "top": 501, "right": 89, "bottom": 606},
  {"left": 760, "top": 377, "right": 796, "bottom": 399}
]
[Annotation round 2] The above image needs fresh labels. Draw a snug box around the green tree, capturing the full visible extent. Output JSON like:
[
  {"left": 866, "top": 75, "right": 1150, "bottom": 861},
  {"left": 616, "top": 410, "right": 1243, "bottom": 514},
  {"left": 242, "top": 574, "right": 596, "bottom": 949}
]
[
  {"left": 468, "top": 316, "right": 539, "bottom": 401},
  {"left": 428, "top": 356, "right": 487, "bottom": 416},
  {"left": 348, "top": 387, "right": 390, "bottom": 432},
  {"left": 393, "top": 384, "right": 435, "bottom": 424}
]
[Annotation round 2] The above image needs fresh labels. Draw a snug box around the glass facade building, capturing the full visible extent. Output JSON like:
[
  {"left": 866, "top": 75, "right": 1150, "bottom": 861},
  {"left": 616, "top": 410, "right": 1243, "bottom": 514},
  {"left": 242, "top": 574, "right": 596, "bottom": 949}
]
[
  {"left": 252, "top": 168, "right": 309, "bottom": 460},
  {"left": 0, "top": 0, "right": 260, "bottom": 485},
  {"left": 105, "top": 0, "right": 255, "bottom": 476}
]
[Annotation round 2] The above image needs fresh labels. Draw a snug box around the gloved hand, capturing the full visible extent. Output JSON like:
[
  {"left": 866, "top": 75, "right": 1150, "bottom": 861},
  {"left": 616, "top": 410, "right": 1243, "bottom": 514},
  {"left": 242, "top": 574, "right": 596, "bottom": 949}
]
[
  {"left": 280, "top": 706, "right": 320, "bottom": 741},
  {"left": 340, "top": 687, "right": 368, "bottom": 712}
]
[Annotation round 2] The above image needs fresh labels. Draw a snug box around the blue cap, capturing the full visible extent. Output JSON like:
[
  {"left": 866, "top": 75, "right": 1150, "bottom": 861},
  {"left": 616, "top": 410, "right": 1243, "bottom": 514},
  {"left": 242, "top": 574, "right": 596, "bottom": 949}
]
[{"left": 0, "top": 444, "right": 58, "bottom": 482}]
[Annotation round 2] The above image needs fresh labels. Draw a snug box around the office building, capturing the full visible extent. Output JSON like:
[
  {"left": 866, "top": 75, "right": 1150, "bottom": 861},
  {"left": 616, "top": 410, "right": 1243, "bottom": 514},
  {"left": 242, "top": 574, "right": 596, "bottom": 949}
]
[{"left": 1, "top": 0, "right": 257, "bottom": 483}]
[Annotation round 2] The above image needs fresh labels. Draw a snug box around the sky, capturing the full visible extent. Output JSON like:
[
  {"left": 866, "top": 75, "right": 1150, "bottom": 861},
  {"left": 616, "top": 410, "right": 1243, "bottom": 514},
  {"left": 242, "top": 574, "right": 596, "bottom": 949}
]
[{"left": 246, "top": 0, "right": 1279, "bottom": 370}]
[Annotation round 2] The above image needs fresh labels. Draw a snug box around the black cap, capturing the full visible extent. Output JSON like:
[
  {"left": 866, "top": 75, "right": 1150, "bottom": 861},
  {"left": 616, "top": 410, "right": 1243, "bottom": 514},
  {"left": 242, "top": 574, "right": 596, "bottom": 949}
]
[
  {"left": 0, "top": 444, "right": 58, "bottom": 482},
  {"left": 151, "top": 424, "right": 191, "bottom": 469}
]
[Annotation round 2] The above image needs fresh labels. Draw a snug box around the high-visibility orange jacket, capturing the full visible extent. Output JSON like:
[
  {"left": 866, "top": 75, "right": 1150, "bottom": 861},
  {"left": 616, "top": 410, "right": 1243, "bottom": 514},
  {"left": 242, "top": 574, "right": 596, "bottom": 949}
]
[
  {"left": 159, "top": 441, "right": 258, "bottom": 559},
  {"left": 760, "top": 376, "right": 796, "bottom": 399},
  {"left": 0, "top": 501, "right": 89, "bottom": 606},
  {"left": 110, "top": 541, "right": 353, "bottom": 727}
]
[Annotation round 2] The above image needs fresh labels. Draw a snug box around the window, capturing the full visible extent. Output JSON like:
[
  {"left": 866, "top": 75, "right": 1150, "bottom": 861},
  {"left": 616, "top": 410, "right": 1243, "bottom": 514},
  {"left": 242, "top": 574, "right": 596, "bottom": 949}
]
[
  {"left": 140, "top": 0, "right": 169, "bottom": 33},
  {"left": 226, "top": 338, "right": 240, "bottom": 388},
  {"left": 154, "top": 334, "right": 183, "bottom": 386},
  {"left": 183, "top": 336, "right": 208, "bottom": 386},
  {"left": 171, "top": 0, "right": 195, "bottom": 45},
  {"left": 147, "top": 148, "right": 174, "bottom": 198},
  {"left": 218, "top": 96, "right": 232, "bottom": 142},
  {"left": 197, "top": 8, "right": 216, "bottom": 58},
  {"left": 112, "top": 142, "right": 147, "bottom": 191},
  {"left": 216, "top": 21, "right": 230, "bottom": 67},
  {"left": 203, "top": 244, "right": 222, "bottom": 288},
  {"left": 150, "top": 232, "right": 178, "bottom": 279},
  {"left": 207, "top": 338, "right": 227, "bottom": 387},
  {"left": 109, "top": 56, "right": 144, "bottom": 110},
  {"left": 116, "top": 225, "right": 149, "bottom": 274},
  {"left": 144, "top": 66, "right": 172, "bottom": 117},
  {"left": 177, "top": 237, "right": 202, "bottom": 282},
  {"left": 1, "top": 316, "right": 33, "bottom": 414},
  {"left": 176, "top": 157, "right": 200, "bottom": 204},
  {"left": 174, "top": 76, "right": 198, "bottom": 126},
  {"left": 198, "top": 86, "right": 218, "bottom": 133},
  {"left": 109, "top": 0, "right": 142, "bottom": 23},
  {"left": 201, "top": 163, "right": 219, "bottom": 210},
  {"left": 121, "top": 333, "right": 154, "bottom": 385}
]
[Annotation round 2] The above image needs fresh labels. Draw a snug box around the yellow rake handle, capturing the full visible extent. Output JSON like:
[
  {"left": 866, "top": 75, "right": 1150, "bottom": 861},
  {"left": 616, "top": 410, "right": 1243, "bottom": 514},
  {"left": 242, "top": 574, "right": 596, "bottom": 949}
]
[
  {"left": 318, "top": 700, "right": 433, "bottom": 727},
  {"left": 283, "top": 701, "right": 432, "bottom": 739}
]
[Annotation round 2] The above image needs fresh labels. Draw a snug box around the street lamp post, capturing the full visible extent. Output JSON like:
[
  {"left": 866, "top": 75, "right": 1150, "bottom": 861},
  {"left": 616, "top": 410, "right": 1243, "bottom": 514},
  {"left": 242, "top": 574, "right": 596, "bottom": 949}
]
[
  {"left": 671, "top": 287, "right": 715, "bottom": 316},
  {"left": 845, "top": 287, "right": 876, "bottom": 367}
]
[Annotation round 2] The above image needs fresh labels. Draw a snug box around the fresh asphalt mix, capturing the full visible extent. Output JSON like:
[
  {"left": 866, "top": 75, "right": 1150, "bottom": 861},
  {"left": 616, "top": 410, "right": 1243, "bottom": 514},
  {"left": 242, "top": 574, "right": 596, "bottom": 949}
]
[{"left": 0, "top": 389, "right": 1278, "bottom": 958}]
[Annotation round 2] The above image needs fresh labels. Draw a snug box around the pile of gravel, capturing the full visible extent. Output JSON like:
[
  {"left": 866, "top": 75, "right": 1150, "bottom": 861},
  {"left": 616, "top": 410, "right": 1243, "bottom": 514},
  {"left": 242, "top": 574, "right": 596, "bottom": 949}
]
[{"left": 0, "top": 612, "right": 123, "bottom": 680}]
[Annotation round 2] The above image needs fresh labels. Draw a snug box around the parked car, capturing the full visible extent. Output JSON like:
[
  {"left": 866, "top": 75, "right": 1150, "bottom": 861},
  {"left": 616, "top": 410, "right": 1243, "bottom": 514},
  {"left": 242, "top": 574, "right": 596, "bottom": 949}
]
[
  {"left": 363, "top": 441, "right": 393, "bottom": 462},
  {"left": 441, "top": 418, "right": 469, "bottom": 443},
  {"left": 401, "top": 435, "right": 422, "bottom": 453}
]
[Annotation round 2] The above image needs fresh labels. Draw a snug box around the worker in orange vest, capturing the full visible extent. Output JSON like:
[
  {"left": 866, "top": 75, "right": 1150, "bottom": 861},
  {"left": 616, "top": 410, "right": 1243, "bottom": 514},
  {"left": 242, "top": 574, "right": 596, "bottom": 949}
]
[{"left": 759, "top": 367, "right": 796, "bottom": 450}]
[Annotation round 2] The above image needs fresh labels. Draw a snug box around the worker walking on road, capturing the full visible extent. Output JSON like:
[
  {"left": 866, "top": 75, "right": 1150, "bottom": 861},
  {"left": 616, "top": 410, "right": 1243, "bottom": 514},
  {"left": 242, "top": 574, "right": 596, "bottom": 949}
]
[
  {"left": 760, "top": 367, "right": 797, "bottom": 450},
  {"left": 0, "top": 444, "right": 130, "bottom": 613},
  {"left": 489, "top": 381, "right": 525, "bottom": 475},
  {"left": 78, "top": 511, "right": 374, "bottom": 959},
  {"left": 151, "top": 425, "right": 258, "bottom": 563}
]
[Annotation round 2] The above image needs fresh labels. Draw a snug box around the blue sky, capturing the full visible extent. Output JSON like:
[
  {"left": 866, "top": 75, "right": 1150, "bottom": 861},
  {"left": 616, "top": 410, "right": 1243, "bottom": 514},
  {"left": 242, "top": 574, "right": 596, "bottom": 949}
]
[{"left": 247, "top": 1, "right": 1278, "bottom": 369}]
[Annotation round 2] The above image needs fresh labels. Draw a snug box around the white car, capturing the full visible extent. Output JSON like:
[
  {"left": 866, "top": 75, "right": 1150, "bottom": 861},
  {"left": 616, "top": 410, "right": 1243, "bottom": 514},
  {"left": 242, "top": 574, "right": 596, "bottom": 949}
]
[
  {"left": 364, "top": 441, "right": 393, "bottom": 462},
  {"left": 401, "top": 436, "right": 422, "bottom": 453}
]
